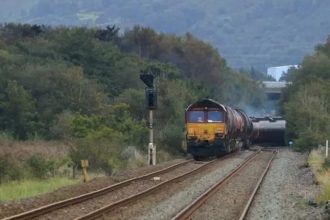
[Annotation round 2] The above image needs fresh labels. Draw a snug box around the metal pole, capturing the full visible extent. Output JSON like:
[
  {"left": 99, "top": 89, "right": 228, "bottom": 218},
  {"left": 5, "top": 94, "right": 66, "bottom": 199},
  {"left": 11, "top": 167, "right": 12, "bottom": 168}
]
[
  {"left": 326, "top": 140, "right": 329, "bottom": 158},
  {"left": 149, "top": 110, "right": 153, "bottom": 143},
  {"left": 148, "top": 110, "right": 156, "bottom": 165}
]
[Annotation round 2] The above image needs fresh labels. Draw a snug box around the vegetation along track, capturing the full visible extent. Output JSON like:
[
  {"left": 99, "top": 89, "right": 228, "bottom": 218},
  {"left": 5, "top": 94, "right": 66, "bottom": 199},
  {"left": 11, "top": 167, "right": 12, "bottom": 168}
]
[
  {"left": 3, "top": 156, "right": 232, "bottom": 220},
  {"left": 172, "top": 149, "right": 277, "bottom": 220}
]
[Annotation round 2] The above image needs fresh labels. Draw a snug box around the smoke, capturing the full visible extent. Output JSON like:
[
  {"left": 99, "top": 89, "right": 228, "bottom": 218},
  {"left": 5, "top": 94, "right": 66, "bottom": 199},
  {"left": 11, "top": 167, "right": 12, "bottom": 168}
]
[
  {"left": 233, "top": 100, "right": 282, "bottom": 118},
  {"left": 241, "top": 105, "right": 269, "bottom": 117}
]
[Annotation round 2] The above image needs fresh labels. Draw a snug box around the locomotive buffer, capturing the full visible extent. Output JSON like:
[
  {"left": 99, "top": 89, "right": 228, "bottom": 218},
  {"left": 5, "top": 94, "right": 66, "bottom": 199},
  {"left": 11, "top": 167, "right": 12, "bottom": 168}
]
[{"left": 140, "top": 73, "right": 157, "bottom": 165}]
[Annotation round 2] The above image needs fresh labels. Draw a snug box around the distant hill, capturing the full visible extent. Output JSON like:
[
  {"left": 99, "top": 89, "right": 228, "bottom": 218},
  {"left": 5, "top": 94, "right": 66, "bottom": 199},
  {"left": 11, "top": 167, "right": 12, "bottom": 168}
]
[{"left": 1, "top": 0, "right": 330, "bottom": 72}]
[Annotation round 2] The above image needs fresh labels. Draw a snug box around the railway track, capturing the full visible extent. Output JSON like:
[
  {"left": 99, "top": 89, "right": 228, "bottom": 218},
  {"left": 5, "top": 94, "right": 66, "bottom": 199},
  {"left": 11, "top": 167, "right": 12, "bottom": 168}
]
[
  {"left": 172, "top": 149, "right": 277, "bottom": 220},
  {"left": 4, "top": 155, "right": 233, "bottom": 220},
  {"left": 3, "top": 149, "right": 272, "bottom": 220},
  {"left": 3, "top": 159, "right": 193, "bottom": 220},
  {"left": 73, "top": 154, "right": 237, "bottom": 220}
]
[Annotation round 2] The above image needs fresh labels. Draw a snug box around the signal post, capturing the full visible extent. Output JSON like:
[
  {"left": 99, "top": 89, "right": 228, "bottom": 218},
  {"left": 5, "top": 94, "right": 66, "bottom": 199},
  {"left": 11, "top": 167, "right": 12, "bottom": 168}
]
[{"left": 140, "top": 73, "right": 157, "bottom": 165}]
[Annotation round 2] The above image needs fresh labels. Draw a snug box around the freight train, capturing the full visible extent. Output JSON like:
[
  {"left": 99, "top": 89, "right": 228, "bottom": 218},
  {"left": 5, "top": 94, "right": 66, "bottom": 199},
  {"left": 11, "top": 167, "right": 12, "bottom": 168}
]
[
  {"left": 250, "top": 116, "right": 286, "bottom": 145},
  {"left": 185, "top": 99, "right": 285, "bottom": 159}
]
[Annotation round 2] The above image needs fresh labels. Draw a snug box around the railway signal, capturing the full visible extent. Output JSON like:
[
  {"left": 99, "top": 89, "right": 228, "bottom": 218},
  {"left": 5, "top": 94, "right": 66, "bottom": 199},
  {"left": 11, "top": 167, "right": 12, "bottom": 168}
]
[
  {"left": 140, "top": 73, "right": 154, "bottom": 88},
  {"left": 146, "top": 88, "right": 157, "bottom": 110},
  {"left": 140, "top": 72, "right": 157, "bottom": 165}
]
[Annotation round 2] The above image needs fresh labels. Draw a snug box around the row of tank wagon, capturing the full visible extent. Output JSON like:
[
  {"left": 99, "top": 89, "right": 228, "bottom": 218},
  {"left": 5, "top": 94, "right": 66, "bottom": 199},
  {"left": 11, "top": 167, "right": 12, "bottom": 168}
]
[{"left": 185, "top": 99, "right": 286, "bottom": 158}]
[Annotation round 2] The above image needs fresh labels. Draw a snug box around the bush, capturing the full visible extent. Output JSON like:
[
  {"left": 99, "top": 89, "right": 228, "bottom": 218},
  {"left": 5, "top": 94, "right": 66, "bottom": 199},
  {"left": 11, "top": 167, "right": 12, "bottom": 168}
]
[
  {"left": 0, "top": 155, "right": 25, "bottom": 182},
  {"left": 26, "top": 155, "right": 52, "bottom": 178},
  {"left": 158, "top": 123, "right": 185, "bottom": 155},
  {"left": 25, "top": 155, "right": 72, "bottom": 179},
  {"left": 293, "top": 130, "right": 324, "bottom": 152},
  {"left": 0, "top": 131, "right": 15, "bottom": 141},
  {"left": 323, "top": 157, "right": 330, "bottom": 168},
  {"left": 69, "top": 127, "right": 127, "bottom": 174}
]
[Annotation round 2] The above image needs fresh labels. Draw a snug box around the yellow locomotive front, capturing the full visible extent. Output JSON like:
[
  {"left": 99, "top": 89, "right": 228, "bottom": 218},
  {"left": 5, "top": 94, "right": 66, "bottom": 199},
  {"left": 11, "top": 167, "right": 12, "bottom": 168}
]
[{"left": 185, "top": 99, "right": 228, "bottom": 158}]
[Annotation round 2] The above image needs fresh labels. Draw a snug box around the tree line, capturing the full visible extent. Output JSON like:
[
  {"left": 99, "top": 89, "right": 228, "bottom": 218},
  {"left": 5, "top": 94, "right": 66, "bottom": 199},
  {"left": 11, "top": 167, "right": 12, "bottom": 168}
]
[
  {"left": 281, "top": 37, "right": 330, "bottom": 151},
  {"left": 0, "top": 24, "right": 265, "bottom": 177}
]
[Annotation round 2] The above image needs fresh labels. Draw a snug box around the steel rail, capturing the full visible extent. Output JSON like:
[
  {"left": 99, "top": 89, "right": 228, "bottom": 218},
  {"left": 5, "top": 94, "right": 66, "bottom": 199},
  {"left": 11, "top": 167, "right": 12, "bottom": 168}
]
[
  {"left": 238, "top": 149, "right": 278, "bottom": 220},
  {"left": 3, "top": 159, "right": 193, "bottom": 220},
  {"left": 74, "top": 153, "right": 240, "bottom": 220},
  {"left": 172, "top": 150, "right": 262, "bottom": 220}
]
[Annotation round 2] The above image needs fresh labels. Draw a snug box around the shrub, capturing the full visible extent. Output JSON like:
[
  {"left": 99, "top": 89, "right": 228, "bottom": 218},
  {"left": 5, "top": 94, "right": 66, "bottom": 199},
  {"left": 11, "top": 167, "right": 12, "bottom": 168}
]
[
  {"left": 293, "top": 130, "right": 324, "bottom": 152},
  {"left": 0, "top": 155, "right": 25, "bottom": 182},
  {"left": 69, "top": 127, "right": 127, "bottom": 174},
  {"left": 26, "top": 155, "right": 51, "bottom": 178},
  {"left": 158, "top": 123, "right": 185, "bottom": 155},
  {"left": 25, "top": 155, "right": 71, "bottom": 179},
  {"left": 324, "top": 157, "right": 330, "bottom": 168}
]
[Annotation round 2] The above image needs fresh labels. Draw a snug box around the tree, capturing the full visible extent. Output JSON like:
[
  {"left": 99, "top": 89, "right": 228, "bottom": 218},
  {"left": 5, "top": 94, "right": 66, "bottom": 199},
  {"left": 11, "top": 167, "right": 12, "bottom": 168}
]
[
  {"left": 0, "top": 80, "right": 36, "bottom": 139},
  {"left": 282, "top": 36, "right": 330, "bottom": 150}
]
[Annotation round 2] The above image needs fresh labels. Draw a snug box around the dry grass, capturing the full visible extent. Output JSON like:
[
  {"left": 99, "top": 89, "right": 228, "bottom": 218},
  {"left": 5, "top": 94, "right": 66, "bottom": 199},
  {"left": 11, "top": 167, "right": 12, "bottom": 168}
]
[
  {"left": 0, "top": 140, "right": 70, "bottom": 160},
  {"left": 308, "top": 150, "right": 330, "bottom": 203}
]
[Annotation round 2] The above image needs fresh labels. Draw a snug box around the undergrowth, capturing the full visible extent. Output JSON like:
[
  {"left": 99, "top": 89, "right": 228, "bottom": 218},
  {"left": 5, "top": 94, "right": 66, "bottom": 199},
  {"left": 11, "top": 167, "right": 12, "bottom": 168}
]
[{"left": 308, "top": 150, "right": 330, "bottom": 203}]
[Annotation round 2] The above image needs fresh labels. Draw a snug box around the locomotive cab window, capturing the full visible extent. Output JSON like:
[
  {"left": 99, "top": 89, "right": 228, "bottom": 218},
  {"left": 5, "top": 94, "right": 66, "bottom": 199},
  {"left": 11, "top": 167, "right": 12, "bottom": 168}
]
[
  {"left": 207, "top": 111, "right": 224, "bottom": 122},
  {"left": 188, "top": 111, "right": 205, "bottom": 122}
]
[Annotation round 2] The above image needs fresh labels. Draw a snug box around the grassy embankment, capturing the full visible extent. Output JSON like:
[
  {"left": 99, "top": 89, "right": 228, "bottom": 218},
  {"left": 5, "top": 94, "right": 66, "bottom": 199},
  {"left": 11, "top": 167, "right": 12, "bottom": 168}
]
[
  {"left": 0, "top": 177, "right": 79, "bottom": 202},
  {"left": 0, "top": 140, "right": 78, "bottom": 202},
  {"left": 308, "top": 150, "right": 330, "bottom": 203}
]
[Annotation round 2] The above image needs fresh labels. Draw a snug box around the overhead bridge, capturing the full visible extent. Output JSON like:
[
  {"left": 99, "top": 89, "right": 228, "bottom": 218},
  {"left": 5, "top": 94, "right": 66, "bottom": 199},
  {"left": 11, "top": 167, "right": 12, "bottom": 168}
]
[{"left": 262, "top": 81, "right": 290, "bottom": 116}]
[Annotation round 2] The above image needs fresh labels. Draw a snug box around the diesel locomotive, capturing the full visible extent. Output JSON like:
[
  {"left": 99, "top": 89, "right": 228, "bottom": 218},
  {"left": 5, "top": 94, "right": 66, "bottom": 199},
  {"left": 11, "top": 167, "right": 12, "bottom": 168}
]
[
  {"left": 185, "top": 99, "right": 286, "bottom": 158},
  {"left": 185, "top": 99, "right": 253, "bottom": 158}
]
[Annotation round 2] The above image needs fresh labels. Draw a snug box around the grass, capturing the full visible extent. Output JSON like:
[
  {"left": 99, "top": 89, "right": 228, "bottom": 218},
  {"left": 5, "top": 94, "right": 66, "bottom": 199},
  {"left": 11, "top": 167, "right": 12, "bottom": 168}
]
[
  {"left": 308, "top": 150, "right": 330, "bottom": 203},
  {"left": 0, "top": 177, "right": 79, "bottom": 202}
]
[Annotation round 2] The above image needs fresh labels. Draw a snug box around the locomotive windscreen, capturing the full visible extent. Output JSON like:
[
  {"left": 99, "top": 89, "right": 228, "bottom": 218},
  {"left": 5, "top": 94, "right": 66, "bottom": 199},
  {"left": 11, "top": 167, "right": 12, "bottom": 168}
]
[{"left": 188, "top": 111, "right": 204, "bottom": 122}]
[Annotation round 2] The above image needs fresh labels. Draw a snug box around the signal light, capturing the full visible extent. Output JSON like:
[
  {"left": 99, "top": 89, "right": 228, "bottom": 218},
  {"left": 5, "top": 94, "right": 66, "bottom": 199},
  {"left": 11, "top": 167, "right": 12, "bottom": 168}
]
[{"left": 146, "top": 89, "right": 157, "bottom": 109}]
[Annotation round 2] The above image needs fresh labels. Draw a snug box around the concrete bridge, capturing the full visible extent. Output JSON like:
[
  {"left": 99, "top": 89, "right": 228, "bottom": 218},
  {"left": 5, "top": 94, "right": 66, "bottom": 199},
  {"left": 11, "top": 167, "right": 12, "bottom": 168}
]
[{"left": 262, "top": 81, "right": 290, "bottom": 116}]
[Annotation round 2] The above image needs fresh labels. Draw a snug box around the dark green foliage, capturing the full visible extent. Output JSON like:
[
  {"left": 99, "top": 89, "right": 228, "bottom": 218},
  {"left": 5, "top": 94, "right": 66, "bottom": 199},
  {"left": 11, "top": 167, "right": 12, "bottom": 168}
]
[
  {"left": 69, "top": 128, "right": 126, "bottom": 175},
  {"left": 282, "top": 37, "right": 330, "bottom": 151},
  {"left": 0, "top": 80, "right": 36, "bottom": 139},
  {"left": 95, "top": 25, "right": 120, "bottom": 42},
  {"left": 26, "top": 155, "right": 52, "bottom": 179},
  {"left": 0, "top": 23, "right": 265, "bottom": 173}
]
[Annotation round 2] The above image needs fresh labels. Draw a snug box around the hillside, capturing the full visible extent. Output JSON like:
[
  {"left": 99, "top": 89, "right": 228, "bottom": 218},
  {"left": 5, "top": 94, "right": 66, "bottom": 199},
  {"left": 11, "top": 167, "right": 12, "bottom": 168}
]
[
  {"left": 0, "top": 24, "right": 266, "bottom": 179},
  {"left": 0, "top": 0, "right": 330, "bottom": 71}
]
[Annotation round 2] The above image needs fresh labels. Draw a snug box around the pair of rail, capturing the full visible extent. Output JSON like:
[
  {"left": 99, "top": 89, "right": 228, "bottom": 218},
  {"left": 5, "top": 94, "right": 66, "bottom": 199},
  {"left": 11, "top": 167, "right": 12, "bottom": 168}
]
[{"left": 4, "top": 149, "right": 277, "bottom": 220}]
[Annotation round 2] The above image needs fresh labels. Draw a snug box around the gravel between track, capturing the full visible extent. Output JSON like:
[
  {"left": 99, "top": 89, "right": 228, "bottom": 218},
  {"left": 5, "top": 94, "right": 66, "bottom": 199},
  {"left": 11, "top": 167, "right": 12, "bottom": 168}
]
[
  {"left": 246, "top": 149, "right": 325, "bottom": 220},
  {"left": 191, "top": 151, "right": 274, "bottom": 220},
  {"left": 101, "top": 150, "right": 254, "bottom": 219}
]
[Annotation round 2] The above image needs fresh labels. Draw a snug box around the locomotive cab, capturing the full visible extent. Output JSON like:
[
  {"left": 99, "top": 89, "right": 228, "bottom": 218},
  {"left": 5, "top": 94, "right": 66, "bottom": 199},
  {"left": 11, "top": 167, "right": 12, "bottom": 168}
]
[{"left": 185, "top": 99, "right": 228, "bottom": 157}]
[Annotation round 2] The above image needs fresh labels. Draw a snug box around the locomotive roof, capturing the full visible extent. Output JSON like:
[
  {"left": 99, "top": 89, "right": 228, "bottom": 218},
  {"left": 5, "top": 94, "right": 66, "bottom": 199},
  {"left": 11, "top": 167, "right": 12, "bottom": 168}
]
[{"left": 185, "top": 99, "right": 227, "bottom": 112}]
